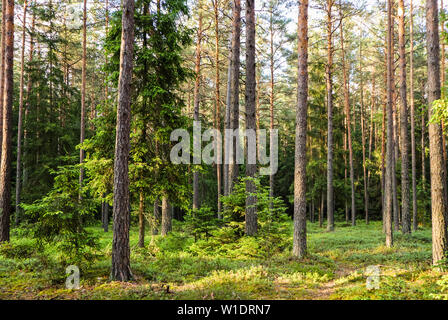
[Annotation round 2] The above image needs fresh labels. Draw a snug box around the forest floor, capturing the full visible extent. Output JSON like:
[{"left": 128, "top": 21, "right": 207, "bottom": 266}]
[{"left": 1, "top": 220, "right": 448, "bottom": 300}]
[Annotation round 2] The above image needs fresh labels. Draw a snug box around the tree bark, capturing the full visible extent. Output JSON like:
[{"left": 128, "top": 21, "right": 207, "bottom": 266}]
[
  {"left": 293, "top": 0, "right": 308, "bottom": 258},
  {"left": 192, "top": 2, "right": 203, "bottom": 211},
  {"left": 228, "top": 0, "right": 241, "bottom": 193},
  {"left": 161, "top": 196, "right": 172, "bottom": 236},
  {"left": 410, "top": 0, "right": 418, "bottom": 231},
  {"left": 398, "top": 0, "right": 411, "bottom": 234},
  {"left": 15, "top": 0, "right": 28, "bottom": 225},
  {"left": 426, "top": 0, "right": 448, "bottom": 265},
  {"left": 111, "top": 0, "right": 135, "bottom": 282},
  {"left": 245, "top": 0, "right": 257, "bottom": 236},
  {"left": 0, "top": 0, "right": 14, "bottom": 242},
  {"left": 339, "top": 3, "right": 355, "bottom": 227},
  {"left": 79, "top": 0, "right": 87, "bottom": 197},
  {"left": 138, "top": 190, "right": 145, "bottom": 248},
  {"left": 326, "top": 0, "right": 334, "bottom": 232},
  {"left": 384, "top": 0, "right": 394, "bottom": 248}
]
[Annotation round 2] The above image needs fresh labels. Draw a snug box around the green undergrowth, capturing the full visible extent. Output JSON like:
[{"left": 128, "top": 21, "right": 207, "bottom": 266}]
[{"left": 1, "top": 220, "right": 446, "bottom": 300}]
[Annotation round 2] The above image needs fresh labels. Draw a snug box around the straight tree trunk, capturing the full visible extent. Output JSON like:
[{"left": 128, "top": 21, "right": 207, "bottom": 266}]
[
  {"left": 410, "top": 0, "right": 418, "bottom": 231},
  {"left": 441, "top": 0, "right": 447, "bottom": 166},
  {"left": 111, "top": 0, "right": 135, "bottom": 282},
  {"left": 213, "top": 0, "right": 222, "bottom": 219},
  {"left": 0, "top": 0, "right": 7, "bottom": 157},
  {"left": 293, "top": 0, "right": 308, "bottom": 258},
  {"left": 79, "top": 0, "right": 87, "bottom": 196},
  {"left": 0, "top": 0, "right": 14, "bottom": 242},
  {"left": 152, "top": 197, "right": 160, "bottom": 235},
  {"left": 339, "top": 3, "right": 355, "bottom": 226},
  {"left": 384, "top": 0, "right": 394, "bottom": 248},
  {"left": 426, "top": 0, "right": 448, "bottom": 265},
  {"left": 192, "top": 2, "right": 203, "bottom": 211},
  {"left": 269, "top": 4, "right": 275, "bottom": 203},
  {"left": 398, "top": 0, "right": 411, "bottom": 234},
  {"left": 161, "top": 196, "right": 172, "bottom": 236},
  {"left": 228, "top": 0, "right": 241, "bottom": 193},
  {"left": 359, "top": 41, "right": 368, "bottom": 224},
  {"left": 326, "top": 0, "right": 334, "bottom": 232},
  {"left": 138, "top": 189, "right": 145, "bottom": 248},
  {"left": 15, "top": 0, "right": 28, "bottom": 225},
  {"left": 245, "top": 0, "right": 257, "bottom": 236}
]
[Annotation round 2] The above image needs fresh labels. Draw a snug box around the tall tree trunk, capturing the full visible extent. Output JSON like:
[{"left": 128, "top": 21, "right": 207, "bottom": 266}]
[
  {"left": 326, "top": 0, "right": 334, "bottom": 232},
  {"left": 293, "top": 0, "right": 308, "bottom": 258},
  {"left": 192, "top": 2, "right": 203, "bottom": 211},
  {"left": 398, "top": 0, "right": 411, "bottom": 234},
  {"left": 138, "top": 189, "right": 145, "bottom": 248},
  {"left": 410, "top": 0, "right": 418, "bottom": 231},
  {"left": 111, "top": 0, "right": 135, "bottom": 282},
  {"left": 339, "top": 3, "right": 355, "bottom": 227},
  {"left": 152, "top": 197, "right": 160, "bottom": 235},
  {"left": 0, "top": 0, "right": 14, "bottom": 242},
  {"left": 161, "top": 196, "right": 172, "bottom": 236},
  {"left": 79, "top": 0, "right": 87, "bottom": 197},
  {"left": 269, "top": 4, "right": 275, "bottom": 204},
  {"left": 441, "top": 0, "right": 447, "bottom": 166},
  {"left": 384, "top": 0, "right": 394, "bottom": 248},
  {"left": 245, "top": 0, "right": 257, "bottom": 236},
  {"left": 381, "top": 50, "right": 387, "bottom": 233},
  {"left": 228, "top": 0, "right": 241, "bottom": 193},
  {"left": 359, "top": 40, "right": 368, "bottom": 224},
  {"left": 15, "top": 0, "right": 28, "bottom": 225},
  {"left": 0, "top": 0, "right": 6, "bottom": 158},
  {"left": 213, "top": 0, "right": 222, "bottom": 219},
  {"left": 426, "top": 0, "right": 448, "bottom": 265}
]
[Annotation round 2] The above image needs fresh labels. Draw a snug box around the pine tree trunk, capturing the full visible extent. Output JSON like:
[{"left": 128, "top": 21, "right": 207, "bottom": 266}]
[
  {"left": 384, "top": 0, "right": 394, "bottom": 248},
  {"left": 152, "top": 197, "right": 160, "bottom": 235},
  {"left": 326, "top": 0, "right": 334, "bottom": 232},
  {"left": 0, "top": 0, "right": 14, "bottom": 242},
  {"left": 398, "top": 0, "right": 411, "bottom": 234},
  {"left": 410, "top": 0, "right": 418, "bottom": 231},
  {"left": 245, "top": 0, "right": 257, "bottom": 236},
  {"left": 339, "top": 4, "right": 355, "bottom": 227},
  {"left": 359, "top": 41, "right": 368, "bottom": 225},
  {"left": 161, "top": 196, "right": 172, "bottom": 236},
  {"left": 228, "top": 0, "right": 241, "bottom": 193},
  {"left": 293, "top": 0, "right": 308, "bottom": 258},
  {"left": 0, "top": 0, "right": 6, "bottom": 158},
  {"left": 111, "top": 0, "right": 135, "bottom": 282},
  {"left": 269, "top": 4, "right": 275, "bottom": 205},
  {"left": 213, "top": 0, "right": 222, "bottom": 219},
  {"left": 15, "top": 0, "right": 28, "bottom": 225},
  {"left": 192, "top": 2, "right": 203, "bottom": 211},
  {"left": 79, "top": 0, "right": 87, "bottom": 197},
  {"left": 426, "top": 0, "right": 448, "bottom": 265}
]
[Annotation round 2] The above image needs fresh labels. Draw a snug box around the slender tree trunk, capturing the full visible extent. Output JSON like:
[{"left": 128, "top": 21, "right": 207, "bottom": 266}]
[
  {"left": 293, "top": 0, "right": 308, "bottom": 258},
  {"left": 359, "top": 41, "right": 368, "bottom": 225},
  {"left": 213, "top": 0, "right": 222, "bottom": 219},
  {"left": 152, "top": 197, "right": 160, "bottom": 235},
  {"left": 15, "top": 0, "right": 28, "bottom": 225},
  {"left": 339, "top": 3, "right": 355, "bottom": 226},
  {"left": 0, "top": 0, "right": 14, "bottom": 242},
  {"left": 441, "top": 0, "right": 447, "bottom": 166},
  {"left": 192, "top": 2, "right": 203, "bottom": 211},
  {"left": 79, "top": 0, "right": 87, "bottom": 197},
  {"left": 426, "top": 0, "right": 448, "bottom": 265},
  {"left": 228, "top": 0, "right": 241, "bottom": 193},
  {"left": 0, "top": 0, "right": 6, "bottom": 158},
  {"left": 138, "top": 190, "right": 145, "bottom": 248},
  {"left": 398, "top": 0, "right": 411, "bottom": 234},
  {"left": 111, "top": 0, "right": 135, "bottom": 282},
  {"left": 410, "top": 0, "right": 418, "bottom": 231},
  {"left": 245, "top": 0, "right": 257, "bottom": 236},
  {"left": 319, "top": 190, "right": 324, "bottom": 228},
  {"left": 269, "top": 4, "right": 275, "bottom": 204},
  {"left": 344, "top": 117, "right": 349, "bottom": 223},
  {"left": 326, "top": 0, "right": 334, "bottom": 232},
  {"left": 384, "top": 0, "right": 394, "bottom": 248},
  {"left": 161, "top": 196, "right": 172, "bottom": 236},
  {"left": 224, "top": 42, "right": 232, "bottom": 198}
]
